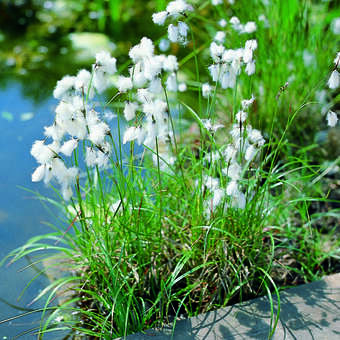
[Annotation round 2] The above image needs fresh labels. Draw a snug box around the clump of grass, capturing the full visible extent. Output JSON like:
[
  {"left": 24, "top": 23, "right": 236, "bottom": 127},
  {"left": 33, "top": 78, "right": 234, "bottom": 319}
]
[{"left": 1, "top": 0, "right": 340, "bottom": 338}]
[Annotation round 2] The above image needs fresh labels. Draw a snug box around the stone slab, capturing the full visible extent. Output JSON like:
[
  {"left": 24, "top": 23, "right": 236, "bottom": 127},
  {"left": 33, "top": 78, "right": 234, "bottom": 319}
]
[{"left": 118, "top": 273, "right": 340, "bottom": 339}]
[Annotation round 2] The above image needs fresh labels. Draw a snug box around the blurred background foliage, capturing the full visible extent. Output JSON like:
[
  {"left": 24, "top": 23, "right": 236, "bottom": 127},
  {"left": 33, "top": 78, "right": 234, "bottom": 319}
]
[
  {"left": 0, "top": 0, "right": 339, "bottom": 160},
  {"left": 0, "top": 0, "right": 169, "bottom": 102}
]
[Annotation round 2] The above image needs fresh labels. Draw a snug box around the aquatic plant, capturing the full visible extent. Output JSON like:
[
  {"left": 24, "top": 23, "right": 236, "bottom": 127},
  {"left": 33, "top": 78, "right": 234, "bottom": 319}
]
[{"left": 1, "top": 0, "right": 339, "bottom": 338}]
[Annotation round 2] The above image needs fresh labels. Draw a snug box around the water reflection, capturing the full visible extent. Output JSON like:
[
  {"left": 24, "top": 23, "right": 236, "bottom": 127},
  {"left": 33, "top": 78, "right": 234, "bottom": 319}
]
[
  {"left": 0, "top": 81, "right": 60, "bottom": 338},
  {"left": 0, "top": 2, "right": 162, "bottom": 337},
  {"left": 0, "top": 77, "right": 132, "bottom": 339},
  {"left": 0, "top": 0, "right": 162, "bottom": 106}
]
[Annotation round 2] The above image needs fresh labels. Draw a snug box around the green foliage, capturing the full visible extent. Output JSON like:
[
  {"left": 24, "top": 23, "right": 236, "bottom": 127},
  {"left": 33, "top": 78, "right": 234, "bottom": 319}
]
[{"left": 1, "top": 0, "right": 340, "bottom": 339}]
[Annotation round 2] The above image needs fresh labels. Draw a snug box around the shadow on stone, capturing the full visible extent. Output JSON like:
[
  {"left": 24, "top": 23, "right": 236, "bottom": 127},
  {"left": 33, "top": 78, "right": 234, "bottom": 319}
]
[{"left": 121, "top": 273, "right": 340, "bottom": 339}]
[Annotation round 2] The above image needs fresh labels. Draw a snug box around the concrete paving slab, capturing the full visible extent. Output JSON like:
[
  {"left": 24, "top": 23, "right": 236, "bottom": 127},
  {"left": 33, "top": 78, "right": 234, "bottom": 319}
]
[{"left": 118, "top": 273, "right": 340, "bottom": 339}]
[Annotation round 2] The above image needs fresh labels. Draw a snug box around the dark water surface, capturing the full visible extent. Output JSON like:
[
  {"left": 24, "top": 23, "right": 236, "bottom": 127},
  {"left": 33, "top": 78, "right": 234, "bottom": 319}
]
[{"left": 0, "top": 82, "right": 59, "bottom": 338}]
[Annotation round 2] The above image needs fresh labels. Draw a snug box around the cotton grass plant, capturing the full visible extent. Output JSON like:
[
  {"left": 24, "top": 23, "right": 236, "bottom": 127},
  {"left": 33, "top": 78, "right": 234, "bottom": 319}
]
[{"left": 1, "top": 0, "right": 340, "bottom": 338}]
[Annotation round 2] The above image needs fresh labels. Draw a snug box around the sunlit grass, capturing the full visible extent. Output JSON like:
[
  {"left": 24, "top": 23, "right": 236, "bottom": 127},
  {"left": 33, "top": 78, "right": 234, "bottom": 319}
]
[{"left": 1, "top": 0, "right": 340, "bottom": 339}]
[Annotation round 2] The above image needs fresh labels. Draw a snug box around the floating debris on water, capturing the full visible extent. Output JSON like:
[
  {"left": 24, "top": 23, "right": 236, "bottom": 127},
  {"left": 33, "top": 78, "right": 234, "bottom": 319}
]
[
  {"left": 1, "top": 111, "right": 13, "bottom": 122},
  {"left": 20, "top": 112, "right": 34, "bottom": 121}
]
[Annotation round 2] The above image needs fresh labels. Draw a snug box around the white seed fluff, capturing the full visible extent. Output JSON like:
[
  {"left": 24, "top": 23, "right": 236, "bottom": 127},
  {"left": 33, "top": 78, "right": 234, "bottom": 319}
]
[
  {"left": 32, "top": 164, "right": 46, "bottom": 182},
  {"left": 123, "top": 126, "right": 138, "bottom": 144},
  {"left": 168, "top": 24, "right": 179, "bottom": 43},
  {"left": 327, "top": 110, "right": 338, "bottom": 127},
  {"left": 60, "top": 139, "right": 78, "bottom": 156},
  {"left": 53, "top": 76, "right": 76, "bottom": 99},
  {"left": 152, "top": 11, "right": 168, "bottom": 25},
  {"left": 117, "top": 76, "right": 133, "bottom": 93},
  {"left": 124, "top": 102, "right": 139, "bottom": 121},
  {"left": 202, "top": 83, "right": 212, "bottom": 98},
  {"left": 95, "top": 51, "right": 117, "bottom": 75},
  {"left": 243, "top": 21, "right": 257, "bottom": 34},
  {"left": 328, "top": 70, "right": 340, "bottom": 89}
]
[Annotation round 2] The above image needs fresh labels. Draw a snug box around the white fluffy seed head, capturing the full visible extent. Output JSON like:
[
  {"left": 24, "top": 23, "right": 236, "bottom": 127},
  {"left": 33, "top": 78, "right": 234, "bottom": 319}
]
[
  {"left": 214, "top": 31, "right": 226, "bottom": 43},
  {"left": 327, "top": 110, "right": 338, "bottom": 127},
  {"left": 224, "top": 162, "right": 241, "bottom": 180},
  {"left": 210, "top": 42, "right": 225, "bottom": 62},
  {"left": 50, "top": 158, "right": 67, "bottom": 181},
  {"left": 245, "top": 144, "right": 257, "bottom": 161},
  {"left": 61, "top": 186, "right": 73, "bottom": 201},
  {"left": 86, "top": 110, "right": 100, "bottom": 128},
  {"left": 235, "top": 191, "right": 246, "bottom": 209},
  {"left": 219, "top": 19, "right": 227, "bottom": 27},
  {"left": 248, "top": 128, "right": 265, "bottom": 146},
  {"left": 241, "top": 95, "right": 255, "bottom": 110},
  {"left": 245, "top": 39, "right": 258, "bottom": 51},
  {"left": 52, "top": 160, "right": 78, "bottom": 189},
  {"left": 44, "top": 123, "right": 65, "bottom": 142},
  {"left": 117, "top": 76, "right": 133, "bottom": 92},
  {"left": 60, "top": 139, "right": 78, "bottom": 156},
  {"left": 137, "top": 88, "right": 153, "bottom": 103},
  {"left": 203, "top": 175, "right": 219, "bottom": 191},
  {"left": 148, "top": 78, "right": 163, "bottom": 94},
  {"left": 85, "top": 147, "right": 97, "bottom": 167},
  {"left": 130, "top": 62, "right": 147, "bottom": 88},
  {"left": 75, "top": 69, "right": 94, "bottom": 98},
  {"left": 331, "top": 18, "right": 340, "bottom": 35},
  {"left": 223, "top": 145, "right": 237, "bottom": 162},
  {"left": 123, "top": 126, "right": 138, "bottom": 144},
  {"left": 204, "top": 187, "right": 225, "bottom": 218},
  {"left": 178, "top": 82, "right": 187, "bottom": 92},
  {"left": 166, "top": 73, "right": 178, "bottom": 92},
  {"left": 243, "top": 48, "right": 253, "bottom": 64},
  {"left": 162, "top": 55, "right": 178, "bottom": 72},
  {"left": 159, "top": 38, "right": 170, "bottom": 52},
  {"left": 328, "top": 70, "right": 340, "bottom": 90},
  {"left": 212, "top": 0, "right": 223, "bottom": 5},
  {"left": 96, "top": 151, "right": 110, "bottom": 169},
  {"left": 178, "top": 21, "right": 189, "bottom": 37},
  {"left": 202, "top": 83, "right": 212, "bottom": 98},
  {"left": 31, "top": 140, "right": 57, "bottom": 164},
  {"left": 168, "top": 24, "right": 179, "bottom": 43},
  {"left": 202, "top": 119, "right": 224, "bottom": 132},
  {"left": 166, "top": 0, "right": 193, "bottom": 18},
  {"left": 53, "top": 76, "right": 76, "bottom": 99},
  {"left": 32, "top": 164, "right": 46, "bottom": 182},
  {"left": 236, "top": 110, "right": 248, "bottom": 123},
  {"left": 226, "top": 180, "right": 239, "bottom": 196},
  {"left": 143, "top": 55, "right": 163, "bottom": 80},
  {"left": 93, "top": 70, "right": 111, "bottom": 93},
  {"left": 208, "top": 64, "right": 220, "bottom": 82},
  {"left": 230, "top": 16, "right": 240, "bottom": 27},
  {"left": 245, "top": 60, "right": 256, "bottom": 75},
  {"left": 243, "top": 21, "right": 257, "bottom": 34},
  {"left": 88, "top": 122, "right": 110, "bottom": 145},
  {"left": 124, "top": 102, "right": 139, "bottom": 121},
  {"left": 221, "top": 68, "right": 237, "bottom": 89},
  {"left": 95, "top": 51, "right": 117, "bottom": 75},
  {"left": 152, "top": 11, "right": 168, "bottom": 25},
  {"left": 129, "top": 37, "right": 154, "bottom": 63},
  {"left": 143, "top": 99, "right": 167, "bottom": 118}
]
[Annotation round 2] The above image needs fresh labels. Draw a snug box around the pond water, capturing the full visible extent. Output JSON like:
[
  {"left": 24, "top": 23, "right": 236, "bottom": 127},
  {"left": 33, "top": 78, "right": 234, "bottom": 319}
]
[
  {"left": 0, "top": 3, "right": 162, "bottom": 338},
  {"left": 0, "top": 81, "right": 60, "bottom": 338},
  {"left": 0, "top": 8, "right": 161, "bottom": 335},
  {"left": 0, "top": 77, "right": 134, "bottom": 339}
]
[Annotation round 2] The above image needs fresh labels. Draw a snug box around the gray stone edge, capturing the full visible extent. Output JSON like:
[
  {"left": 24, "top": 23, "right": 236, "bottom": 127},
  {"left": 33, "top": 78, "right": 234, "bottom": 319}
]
[{"left": 117, "top": 273, "right": 340, "bottom": 340}]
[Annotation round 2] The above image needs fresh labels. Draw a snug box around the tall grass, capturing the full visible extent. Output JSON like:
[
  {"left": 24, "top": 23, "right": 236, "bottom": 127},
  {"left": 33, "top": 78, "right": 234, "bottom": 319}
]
[{"left": 1, "top": 0, "right": 340, "bottom": 338}]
